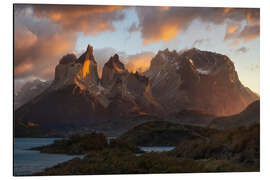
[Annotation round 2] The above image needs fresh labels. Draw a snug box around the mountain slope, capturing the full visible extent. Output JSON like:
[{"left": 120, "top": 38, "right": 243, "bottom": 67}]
[
  {"left": 208, "top": 100, "right": 260, "bottom": 130},
  {"left": 14, "top": 45, "right": 259, "bottom": 136},
  {"left": 144, "top": 48, "right": 259, "bottom": 116},
  {"left": 14, "top": 45, "right": 162, "bottom": 135},
  {"left": 119, "top": 121, "right": 218, "bottom": 146},
  {"left": 14, "top": 79, "right": 51, "bottom": 109}
]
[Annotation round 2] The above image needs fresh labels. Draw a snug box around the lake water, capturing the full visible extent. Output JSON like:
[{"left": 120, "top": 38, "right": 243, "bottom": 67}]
[
  {"left": 14, "top": 138, "right": 83, "bottom": 176},
  {"left": 14, "top": 138, "right": 175, "bottom": 176},
  {"left": 139, "top": 146, "right": 175, "bottom": 152}
]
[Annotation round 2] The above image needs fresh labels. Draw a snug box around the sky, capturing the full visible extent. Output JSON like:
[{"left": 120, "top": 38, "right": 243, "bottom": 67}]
[{"left": 14, "top": 4, "right": 260, "bottom": 94}]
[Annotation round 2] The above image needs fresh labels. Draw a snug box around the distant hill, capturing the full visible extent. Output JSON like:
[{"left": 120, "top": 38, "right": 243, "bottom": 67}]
[
  {"left": 208, "top": 100, "right": 260, "bottom": 130},
  {"left": 119, "top": 121, "right": 218, "bottom": 146}
]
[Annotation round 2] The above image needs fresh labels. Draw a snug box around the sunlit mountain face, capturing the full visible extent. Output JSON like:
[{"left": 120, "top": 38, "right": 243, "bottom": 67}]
[
  {"left": 14, "top": 5, "right": 259, "bottom": 95},
  {"left": 14, "top": 44, "right": 259, "bottom": 131},
  {"left": 13, "top": 4, "right": 259, "bottom": 135}
]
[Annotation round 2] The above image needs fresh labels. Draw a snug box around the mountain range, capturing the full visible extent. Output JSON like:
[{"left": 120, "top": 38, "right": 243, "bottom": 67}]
[
  {"left": 14, "top": 45, "right": 259, "bottom": 137},
  {"left": 14, "top": 79, "right": 51, "bottom": 109}
]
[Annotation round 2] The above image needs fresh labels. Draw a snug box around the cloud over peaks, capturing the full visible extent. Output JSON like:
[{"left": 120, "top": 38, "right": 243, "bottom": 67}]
[
  {"left": 135, "top": 7, "right": 259, "bottom": 45},
  {"left": 14, "top": 4, "right": 127, "bottom": 80}
]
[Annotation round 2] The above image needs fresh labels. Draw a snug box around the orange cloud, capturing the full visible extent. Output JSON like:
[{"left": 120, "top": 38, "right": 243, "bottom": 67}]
[
  {"left": 125, "top": 52, "right": 155, "bottom": 73},
  {"left": 14, "top": 4, "right": 127, "bottom": 80},
  {"left": 227, "top": 24, "right": 259, "bottom": 46},
  {"left": 224, "top": 23, "right": 240, "bottom": 41},
  {"left": 224, "top": 8, "right": 232, "bottom": 14},
  {"left": 14, "top": 6, "right": 76, "bottom": 80},
  {"left": 14, "top": 63, "right": 33, "bottom": 76},
  {"left": 39, "top": 66, "right": 55, "bottom": 77},
  {"left": 143, "top": 24, "right": 180, "bottom": 45},
  {"left": 14, "top": 26, "right": 37, "bottom": 50},
  {"left": 136, "top": 7, "right": 259, "bottom": 45},
  {"left": 224, "top": 9, "right": 259, "bottom": 46},
  {"left": 159, "top": 6, "right": 170, "bottom": 11},
  {"left": 227, "top": 24, "right": 240, "bottom": 34},
  {"left": 38, "top": 33, "right": 75, "bottom": 57},
  {"left": 229, "top": 39, "right": 242, "bottom": 46},
  {"left": 14, "top": 31, "right": 75, "bottom": 79},
  {"left": 31, "top": 5, "right": 125, "bottom": 35},
  {"left": 246, "top": 11, "right": 260, "bottom": 25},
  {"left": 240, "top": 26, "right": 260, "bottom": 42}
]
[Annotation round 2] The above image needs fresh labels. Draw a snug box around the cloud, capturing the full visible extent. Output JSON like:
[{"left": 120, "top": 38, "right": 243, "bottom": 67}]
[
  {"left": 246, "top": 9, "right": 260, "bottom": 25},
  {"left": 228, "top": 24, "right": 260, "bottom": 46},
  {"left": 14, "top": 30, "right": 75, "bottom": 80},
  {"left": 135, "top": 7, "right": 259, "bottom": 45},
  {"left": 14, "top": 4, "right": 126, "bottom": 81},
  {"left": 192, "top": 38, "right": 209, "bottom": 47},
  {"left": 92, "top": 47, "right": 126, "bottom": 77},
  {"left": 158, "top": 6, "right": 171, "bottom": 11},
  {"left": 235, "top": 46, "right": 249, "bottom": 53},
  {"left": 125, "top": 52, "right": 155, "bottom": 73},
  {"left": 224, "top": 23, "right": 241, "bottom": 40},
  {"left": 30, "top": 4, "right": 125, "bottom": 35},
  {"left": 250, "top": 64, "right": 259, "bottom": 72},
  {"left": 224, "top": 9, "right": 259, "bottom": 46},
  {"left": 14, "top": 63, "right": 33, "bottom": 75},
  {"left": 92, "top": 48, "right": 154, "bottom": 75},
  {"left": 238, "top": 24, "right": 260, "bottom": 42},
  {"left": 14, "top": 25, "right": 37, "bottom": 49},
  {"left": 128, "top": 22, "right": 140, "bottom": 33}
]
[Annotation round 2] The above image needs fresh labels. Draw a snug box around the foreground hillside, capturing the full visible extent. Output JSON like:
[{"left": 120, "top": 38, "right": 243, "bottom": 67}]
[
  {"left": 29, "top": 101, "right": 260, "bottom": 175},
  {"left": 31, "top": 123, "right": 259, "bottom": 175},
  {"left": 118, "top": 121, "right": 218, "bottom": 146}
]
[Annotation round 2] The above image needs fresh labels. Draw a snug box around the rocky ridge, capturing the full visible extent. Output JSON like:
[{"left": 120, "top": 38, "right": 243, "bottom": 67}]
[
  {"left": 14, "top": 45, "right": 259, "bottom": 135},
  {"left": 144, "top": 48, "right": 259, "bottom": 116}
]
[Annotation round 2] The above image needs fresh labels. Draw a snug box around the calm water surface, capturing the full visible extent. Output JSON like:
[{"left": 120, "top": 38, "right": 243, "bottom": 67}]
[
  {"left": 14, "top": 138, "right": 175, "bottom": 175},
  {"left": 139, "top": 146, "right": 175, "bottom": 152},
  {"left": 14, "top": 138, "right": 83, "bottom": 176}
]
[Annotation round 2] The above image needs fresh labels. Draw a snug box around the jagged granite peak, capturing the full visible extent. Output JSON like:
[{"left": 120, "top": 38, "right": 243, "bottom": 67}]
[
  {"left": 52, "top": 44, "right": 99, "bottom": 91},
  {"left": 59, "top": 54, "right": 77, "bottom": 65},
  {"left": 105, "top": 54, "right": 125, "bottom": 71},
  {"left": 145, "top": 48, "right": 259, "bottom": 116},
  {"left": 52, "top": 53, "right": 78, "bottom": 88},
  {"left": 14, "top": 46, "right": 259, "bottom": 137},
  {"left": 101, "top": 54, "right": 128, "bottom": 88},
  {"left": 179, "top": 48, "right": 235, "bottom": 76},
  {"left": 53, "top": 54, "right": 82, "bottom": 89},
  {"left": 77, "top": 44, "right": 96, "bottom": 64},
  {"left": 145, "top": 48, "right": 179, "bottom": 77}
]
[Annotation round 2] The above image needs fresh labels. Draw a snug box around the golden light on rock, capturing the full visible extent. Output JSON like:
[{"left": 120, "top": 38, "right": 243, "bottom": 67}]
[
  {"left": 113, "top": 62, "right": 124, "bottom": 73},
  {"left": 82, "top": 59, "right": 91, "bottom": 79},
  {"left": 189, "top": 58, "right": 195, "bottom": 66}
]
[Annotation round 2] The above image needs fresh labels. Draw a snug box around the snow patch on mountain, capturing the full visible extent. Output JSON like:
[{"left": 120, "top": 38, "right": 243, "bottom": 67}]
[{"left": 196, "top": 68, "right": 211, "bottom": 75}]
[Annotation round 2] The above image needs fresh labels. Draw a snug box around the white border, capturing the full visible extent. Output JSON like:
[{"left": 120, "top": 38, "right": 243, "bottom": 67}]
[{"left": 1, "top": 0, "right": 269, "bottom": 180}]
